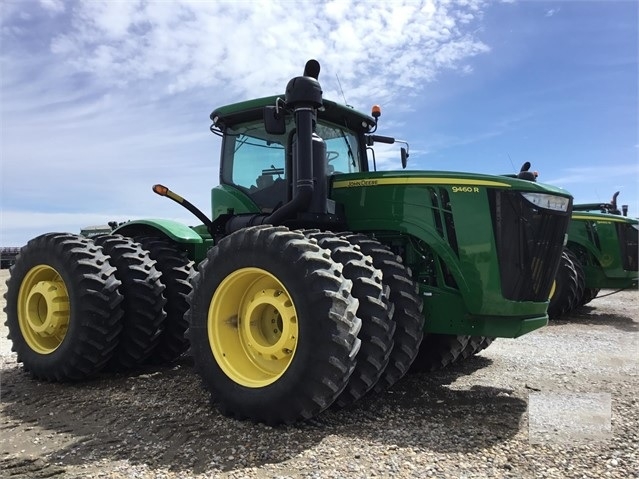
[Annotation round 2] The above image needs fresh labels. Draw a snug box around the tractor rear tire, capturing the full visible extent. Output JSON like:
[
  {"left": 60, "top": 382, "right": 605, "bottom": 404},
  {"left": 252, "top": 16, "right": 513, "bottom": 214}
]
[
  {"left": 548, "top": 250, "right": 579, "bottom": 319},
  {"left": 4, "top": 233, "right": 123, "bottom": 381},
  {"left": 410, "top": 334, "right": 469, "bottom": 372},
  {"left": 342, "top": 233, "right": 424, "bottom": 393},
  {"left": 94, "top": 235, "right": 167, "bottom": 370},
  {"left": 304, "top": 230, "right": 395, "bottom": 408},
  {"left": 133, "top": 236, "right": 194, "bottom": 364},
  {"left": 187, "top": 225, "right": 361, "bottom": 425}
]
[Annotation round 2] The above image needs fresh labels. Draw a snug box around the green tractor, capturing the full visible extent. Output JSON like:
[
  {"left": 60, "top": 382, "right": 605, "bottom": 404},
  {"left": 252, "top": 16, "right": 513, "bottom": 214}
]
[
  {"left": 547, "top": 192, "right": 638, "bottom": 319},
  {"left": 4, "top": 60, "right": 573, "bottom": 425}
]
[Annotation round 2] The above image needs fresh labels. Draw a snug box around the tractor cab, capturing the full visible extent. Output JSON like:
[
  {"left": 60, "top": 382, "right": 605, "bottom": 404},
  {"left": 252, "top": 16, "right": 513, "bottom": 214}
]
[
  {"left": 207, "top": 85, "right": 412, "bottom": 236},
  {"left": 213, "top": 106, "right": 367, "bottom": 213}
]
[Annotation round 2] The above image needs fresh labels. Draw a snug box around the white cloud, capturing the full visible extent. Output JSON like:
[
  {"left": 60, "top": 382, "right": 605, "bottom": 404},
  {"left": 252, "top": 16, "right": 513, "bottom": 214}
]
[
  {"left": 38, "top": 0, "right": 65, "bottom": 14},
  {"left": 545, "top": 163, "right": 639, "bottom": 188},
  {"left": 1, "top": 0, "right": 493, "bottom": 245},
  {"left": 39, "top": 0, "right": 490, "bottom": 109},
  {"left": 545, "top": 8, "right": 561, "bottom": 18}
]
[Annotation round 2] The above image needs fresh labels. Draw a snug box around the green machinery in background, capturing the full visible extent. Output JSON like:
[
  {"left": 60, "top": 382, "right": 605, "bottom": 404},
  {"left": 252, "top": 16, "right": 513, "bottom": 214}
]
[
  {"left": 5, "top": 60, "right": 573, "bottom": 425},
  {"left": 548, "top": 192, "right": 638, "bottom": 319}
]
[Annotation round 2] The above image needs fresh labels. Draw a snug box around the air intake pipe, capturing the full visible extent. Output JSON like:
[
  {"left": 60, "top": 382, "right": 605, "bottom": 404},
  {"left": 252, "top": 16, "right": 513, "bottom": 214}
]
[{"left": 225, "top": 60, "right": 326, "bottom": 233}]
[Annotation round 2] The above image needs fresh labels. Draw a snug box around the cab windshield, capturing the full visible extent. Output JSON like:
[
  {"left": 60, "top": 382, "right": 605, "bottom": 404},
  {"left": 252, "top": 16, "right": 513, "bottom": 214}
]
[{"left": 221, "top": 118, "right": 363, "bottom": 211}]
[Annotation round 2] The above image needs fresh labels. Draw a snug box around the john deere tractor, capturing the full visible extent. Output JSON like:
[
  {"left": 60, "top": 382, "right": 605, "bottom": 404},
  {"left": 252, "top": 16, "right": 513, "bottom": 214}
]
[
  {"left": 5, "top": 60, "right": 573, "bottom": 425},
  {"left": 547, "top": 192, "right": 638, "bottom": 319}
]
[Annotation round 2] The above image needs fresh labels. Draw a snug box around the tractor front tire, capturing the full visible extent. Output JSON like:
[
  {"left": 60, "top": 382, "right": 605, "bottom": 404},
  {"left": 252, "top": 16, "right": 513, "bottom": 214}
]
[
  {"left": 564, "top": 249, "right": 586, "bottom": 311},
  {"left": 456, "top": 336, "right": 496, "bottom": 362},
  {"left": 187, "top": 226, "right": 361, "bottom": 425},
  {"left": 580, "top": 288, "right": 600, "bottom": 306},
  {"left": 548, "top": 251, "right": 579, "bottom": 319},
  {"left": 4, "top": 233, "right": 123, "bottom": 381},
  {"left": 343, "top": 233, "right": 424, "bottom": 393},
  {"left": 304, "top": 230, "right": 395, "bottom": 408},
  {"left": 410, "top": 334, "right": 469, "bottom": 372}
]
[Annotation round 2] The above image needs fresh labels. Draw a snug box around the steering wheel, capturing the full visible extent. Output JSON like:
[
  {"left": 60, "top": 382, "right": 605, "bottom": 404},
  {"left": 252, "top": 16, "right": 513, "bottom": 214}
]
[{"left": 326, "top": 151, "right": 340, "bottom": 162}]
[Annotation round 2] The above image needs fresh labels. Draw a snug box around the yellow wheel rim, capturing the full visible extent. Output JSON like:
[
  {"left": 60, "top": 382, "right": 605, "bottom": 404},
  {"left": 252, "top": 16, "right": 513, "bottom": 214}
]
[
  {"left": 549, "top": 280, "right": 557, "bottom": 300},
  {"left": 208, "top": 267, "right": 298, "bottom": 388},
  {"left": 17, "top": 265, "right": 70, "bottom": 354}
]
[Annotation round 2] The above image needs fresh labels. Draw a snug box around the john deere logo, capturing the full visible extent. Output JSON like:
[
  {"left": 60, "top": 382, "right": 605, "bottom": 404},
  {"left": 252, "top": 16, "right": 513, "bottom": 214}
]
[{"left": 344, "top": 179, "right": 379, "bottom": 187}]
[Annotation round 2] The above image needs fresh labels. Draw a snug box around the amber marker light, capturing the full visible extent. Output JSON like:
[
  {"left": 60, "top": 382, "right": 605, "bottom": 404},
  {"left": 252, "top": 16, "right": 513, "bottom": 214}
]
[
  {"left": 371, "top": 105, "right": 381, "bottom": 119},
  {"left": 153, "top": 184, "right": 169, "bottom": 196},
  {"left": 152, "top": 183, "right": 185, "bottom": 203}
]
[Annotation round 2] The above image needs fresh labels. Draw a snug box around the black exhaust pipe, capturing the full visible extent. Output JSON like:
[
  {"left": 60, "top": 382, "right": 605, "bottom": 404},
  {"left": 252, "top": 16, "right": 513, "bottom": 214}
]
[{"left": 226, "top": 60, "right": 327, "bottom": 233}]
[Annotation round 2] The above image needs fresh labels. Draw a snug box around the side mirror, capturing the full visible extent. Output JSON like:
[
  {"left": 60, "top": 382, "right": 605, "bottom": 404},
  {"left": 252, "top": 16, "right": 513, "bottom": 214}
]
[
  {"left": 401, "top": 147, "right": 408, "bottom": 169},
  {"left": 263, "top": 106, "right": 286, "bottom": 135}
]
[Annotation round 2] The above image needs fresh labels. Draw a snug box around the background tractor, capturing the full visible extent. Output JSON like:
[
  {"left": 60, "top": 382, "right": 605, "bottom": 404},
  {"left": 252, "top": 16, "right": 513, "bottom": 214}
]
[
  {"left": 547, "top": 192, "right": 638, "bottom": 319},
  {"left": 5, "top": 60, "right": 573, "bottom": 425}
]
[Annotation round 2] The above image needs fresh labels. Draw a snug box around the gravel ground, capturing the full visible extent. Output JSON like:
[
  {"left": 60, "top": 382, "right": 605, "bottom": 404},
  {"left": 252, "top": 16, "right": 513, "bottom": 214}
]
[{"left": 1, "top": 268, "right": 637, "bottom": 479}]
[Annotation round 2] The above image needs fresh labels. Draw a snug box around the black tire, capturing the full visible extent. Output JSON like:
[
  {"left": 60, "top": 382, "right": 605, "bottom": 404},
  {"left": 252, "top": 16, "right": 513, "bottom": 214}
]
[
  {"left": 133, "top": 236, "right": 194, "bottom": 364},
  {"left": 475, "top": 336, "right": 495, "bottom": 354},
  {"left": 581, "top": 288, "right": 600, "bottom": 306},
  {"left": 342, "top": 233, "right": 424, "bottom": 393},
  {"left": 4, "top": 233, "right": 123, "bottom": 381},
  {"left": 564, "top": 249, "right": 585, "bottom": 311},
  {"left": 548, "top": 251, "right": 579, "bottom": 319},
  {"left": 456, "top": 336, "right": 496, "bottom": 362},
  {"left": 93, "top": 235, "right": 167, "bottom": 370},
  {"left": 187, "top": 225, "right": 362, "bottom": 425},
  {"left": 410, "top": 333, "right": 469, "bottom": 372},
  {"left": 304, "top": 230, "right": 395, "bottom": 408}
]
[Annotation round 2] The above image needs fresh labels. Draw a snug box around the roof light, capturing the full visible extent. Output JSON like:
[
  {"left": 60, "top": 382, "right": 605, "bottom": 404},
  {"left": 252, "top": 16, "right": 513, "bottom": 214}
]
[{"left": 371, "top": 105, "right": 381, "bottom": 119}]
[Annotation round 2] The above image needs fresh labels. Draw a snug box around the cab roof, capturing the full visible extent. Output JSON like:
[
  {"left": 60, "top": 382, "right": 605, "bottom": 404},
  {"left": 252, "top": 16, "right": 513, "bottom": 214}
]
[{"left": 210, "top": 95, "right": 377, "bottom": 133}]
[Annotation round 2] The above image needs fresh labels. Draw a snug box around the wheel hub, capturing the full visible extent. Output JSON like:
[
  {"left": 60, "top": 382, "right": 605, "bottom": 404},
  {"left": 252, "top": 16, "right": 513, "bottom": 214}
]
[
  {"left": 242, "top": 288, "right": 296, "bottom": 360},
  {"left": 18, "top": 265, "right": 71, "bottom": 354},
  {"left": 25, "top": 280, "right": 69, "bottom": 336}
]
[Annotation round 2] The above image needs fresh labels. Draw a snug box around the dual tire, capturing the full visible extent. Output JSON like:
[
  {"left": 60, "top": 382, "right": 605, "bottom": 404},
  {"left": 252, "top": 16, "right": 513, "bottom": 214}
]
[
  {"left": 4, "top": 233, "right": 194, "bottom": 381},
  {"left": 187, "top": 226, "right": 362, "bottom": 425},
  {"left": 4, "top": 233, "right": 124, "bottom": 381},
  {"left": 548, "top": 249, "right": 588, "bottom": 319},
  {"left": 187, "top": 226, "right": 425, "bottom": 425}
]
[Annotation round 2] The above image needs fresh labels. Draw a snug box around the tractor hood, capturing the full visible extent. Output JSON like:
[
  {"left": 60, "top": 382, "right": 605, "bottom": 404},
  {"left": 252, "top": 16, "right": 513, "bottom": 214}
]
[
  {"left": 571, "top": 210, "right": 638, "bottom": 225},
  {"left": 332, "top": 170, "right": 573, "bottom": 198}
]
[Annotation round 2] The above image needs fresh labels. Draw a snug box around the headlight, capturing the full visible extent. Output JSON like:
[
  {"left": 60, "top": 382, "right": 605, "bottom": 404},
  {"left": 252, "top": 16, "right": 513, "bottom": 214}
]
[{"left": 521, "top": 192, "right": 571, "bottom": 212}]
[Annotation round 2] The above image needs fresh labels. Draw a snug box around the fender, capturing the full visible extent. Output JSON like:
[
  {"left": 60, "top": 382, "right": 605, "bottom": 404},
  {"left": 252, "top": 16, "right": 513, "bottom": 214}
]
[{"left": 114, "top": 219, "right": 204, "bottom": 244}]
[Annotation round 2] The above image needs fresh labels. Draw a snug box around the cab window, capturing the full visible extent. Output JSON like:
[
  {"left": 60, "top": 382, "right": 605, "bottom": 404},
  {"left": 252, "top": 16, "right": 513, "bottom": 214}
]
[
  {"left": 220, "top": 118, "right": 363, "bottom": 211},
  {"left": 221, "top": 120, "right": 288, "bottom": 211},
  {"left": 317, "top": 123, "right": 362, "bottom": 175}
]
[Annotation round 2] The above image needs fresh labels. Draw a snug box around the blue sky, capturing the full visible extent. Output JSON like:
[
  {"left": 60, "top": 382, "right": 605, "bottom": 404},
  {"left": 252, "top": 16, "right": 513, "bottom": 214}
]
[{"left": 1, "top": 0, "right": 637, "bottom": 246}]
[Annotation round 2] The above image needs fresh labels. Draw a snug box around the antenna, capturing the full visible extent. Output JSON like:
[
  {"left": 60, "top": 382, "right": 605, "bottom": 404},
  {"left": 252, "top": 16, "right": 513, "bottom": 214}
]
[
  {"left": 507, "top": 153, "right": 516, "bottom": 173},
  {"left": 335, "top": 74, "right": 348, "bottom": 106}
]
